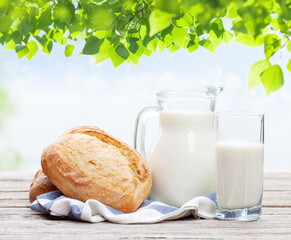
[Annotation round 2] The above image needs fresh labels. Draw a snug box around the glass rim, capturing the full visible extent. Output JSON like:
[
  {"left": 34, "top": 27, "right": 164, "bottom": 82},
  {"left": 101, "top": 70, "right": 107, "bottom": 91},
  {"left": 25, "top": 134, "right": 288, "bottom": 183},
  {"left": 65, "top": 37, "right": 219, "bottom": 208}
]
[
  {"left": 156, "top": 85, "right": 223, "bottom": 100},
  {"left": 215, "top": 111, "right": 264, "bottom": 117}
]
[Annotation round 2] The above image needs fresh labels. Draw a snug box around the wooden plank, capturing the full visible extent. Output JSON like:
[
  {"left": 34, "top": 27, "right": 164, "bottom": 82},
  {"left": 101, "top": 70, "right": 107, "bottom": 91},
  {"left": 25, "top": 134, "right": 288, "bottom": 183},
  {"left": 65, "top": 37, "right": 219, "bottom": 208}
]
[
  {"left": 0, "top": 219, "right": 291, "bottom": 236},
  {"left": 1, "top": 190, "right": 290, "bottom": 205},
  {"left": 0, "top": 192, "right": 290, "bottom": 208},
  {"left": 0, "top": 207, "right": 43, "bottom": 214},
  {"left": 0, "top": 191, "right": 28, "bottom": 200},
  {"left": 262, "top": 191, "right": 291, "bottom": 207},
  {"left": 0, "top": 234, "right": 290, "bottom": 240},
  {"left": 1, "top": 191, "right": 290, "bottom": 206},
  {"left": 0, "top": 208, "right": 291, "bottom": 222},
  {"left": 0, "top": 171, "right": 290, "bottom": 240},
  {"left": 0, "top": 207, "right": 290, "bottom": 218},
  {"left": 0, "top": 199, "right": 30, "bottom": 208},
  {"left": 0, "top": 171, "right": 34, "bottom": 180},
  {"left": 0, "top": 180, "right": 31, "bottom": 192}
]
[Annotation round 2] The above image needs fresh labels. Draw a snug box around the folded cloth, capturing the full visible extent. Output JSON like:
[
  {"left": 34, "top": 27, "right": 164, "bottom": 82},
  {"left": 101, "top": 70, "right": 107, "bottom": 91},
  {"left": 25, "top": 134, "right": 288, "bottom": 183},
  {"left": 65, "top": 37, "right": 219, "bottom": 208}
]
[{"left": 31, "top": 191, "right": 216, "bottom": 224}]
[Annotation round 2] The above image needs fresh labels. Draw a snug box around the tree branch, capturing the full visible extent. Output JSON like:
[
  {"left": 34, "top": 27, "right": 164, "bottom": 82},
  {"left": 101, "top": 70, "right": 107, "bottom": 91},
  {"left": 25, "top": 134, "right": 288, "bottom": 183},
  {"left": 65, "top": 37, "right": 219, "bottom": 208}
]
[{"left": 128, "top": 1, "right": 154, "bottom": 23}]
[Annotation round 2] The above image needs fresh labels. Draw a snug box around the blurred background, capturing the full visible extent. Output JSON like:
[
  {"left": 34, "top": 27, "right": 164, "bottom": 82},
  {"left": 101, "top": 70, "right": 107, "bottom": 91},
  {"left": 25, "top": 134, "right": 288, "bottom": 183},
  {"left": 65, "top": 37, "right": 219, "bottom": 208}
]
[{"left": 0, "top": 40, "right": 290, "bottom": 171}]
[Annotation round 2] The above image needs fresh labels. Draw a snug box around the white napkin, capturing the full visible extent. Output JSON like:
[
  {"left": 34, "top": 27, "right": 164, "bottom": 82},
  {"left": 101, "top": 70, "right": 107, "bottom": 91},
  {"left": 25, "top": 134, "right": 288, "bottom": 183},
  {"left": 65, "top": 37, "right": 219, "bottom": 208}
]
[{"left": 31, "top": 191, "right": 216, "bottom": 224}]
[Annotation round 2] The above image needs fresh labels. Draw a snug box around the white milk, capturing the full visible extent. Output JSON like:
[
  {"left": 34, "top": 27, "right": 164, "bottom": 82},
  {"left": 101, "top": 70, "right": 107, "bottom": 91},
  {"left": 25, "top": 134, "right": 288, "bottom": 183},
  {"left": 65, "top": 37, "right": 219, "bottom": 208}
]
[
  {"left": 216, "top": 142, "right": 264, "bottom": 210},
  {"left": 149, "top": 111, "right": 216, "bottom": 207}
]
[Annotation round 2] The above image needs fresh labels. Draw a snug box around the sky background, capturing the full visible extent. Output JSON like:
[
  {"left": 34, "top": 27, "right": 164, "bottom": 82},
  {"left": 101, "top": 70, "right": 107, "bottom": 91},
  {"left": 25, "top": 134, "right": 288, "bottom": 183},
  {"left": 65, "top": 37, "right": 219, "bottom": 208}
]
[{"left": 0, "top": 40, "right": 290, "bottom": 171}]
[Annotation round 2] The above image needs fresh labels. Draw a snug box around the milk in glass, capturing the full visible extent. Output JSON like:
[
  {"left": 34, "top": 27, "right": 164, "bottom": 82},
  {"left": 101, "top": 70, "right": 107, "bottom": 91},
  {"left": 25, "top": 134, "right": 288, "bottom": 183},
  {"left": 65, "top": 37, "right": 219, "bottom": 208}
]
[
  {"left": 216, "top": 142, "right": 264, "bottom": 209},
  {"left": 149, "top": 111, "right": 216, "bottom": 207}
]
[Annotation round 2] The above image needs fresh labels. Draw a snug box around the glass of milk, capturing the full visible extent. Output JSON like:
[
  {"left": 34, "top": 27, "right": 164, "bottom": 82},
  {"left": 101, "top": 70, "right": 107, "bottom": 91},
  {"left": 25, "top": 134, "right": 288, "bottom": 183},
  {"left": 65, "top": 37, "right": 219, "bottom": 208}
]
[{"left": 215, "top": 112, "right": 264, "bottom": 221}]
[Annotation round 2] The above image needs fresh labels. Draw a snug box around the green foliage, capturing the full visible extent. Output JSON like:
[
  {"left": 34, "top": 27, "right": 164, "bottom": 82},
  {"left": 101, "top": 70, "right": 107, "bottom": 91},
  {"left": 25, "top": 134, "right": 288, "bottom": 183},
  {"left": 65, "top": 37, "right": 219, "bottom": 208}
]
[
  {"left": 264, "top": 34, "right": 281, "bottom": 59},
  {"left": 260, "top": 65, "right": 284, "bottom": 96},
  {"left": 287, "top": 59, "right": 291, "bottom": 72},
  {"left": 248, "top": 60, "right": 271, "bottom": 91},
  {"left": 149, "top": 9, "right": 174, "bottom": 36},
  {"left": 65, "top": 44, "right": 74, "bottom": 57},
  {"left": 0, "top": 0, "right": 291, "bottom": 94},
  {"left": 82, "top": 36, "right": 103, "bottom": 55}
]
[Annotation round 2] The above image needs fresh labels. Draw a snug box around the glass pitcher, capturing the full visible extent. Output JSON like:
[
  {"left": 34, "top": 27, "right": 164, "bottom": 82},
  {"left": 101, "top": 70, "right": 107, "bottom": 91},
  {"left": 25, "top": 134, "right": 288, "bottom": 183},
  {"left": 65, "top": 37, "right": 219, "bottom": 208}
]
[{"left": 134, "top": 86, "right": 223, "bottom": 207}]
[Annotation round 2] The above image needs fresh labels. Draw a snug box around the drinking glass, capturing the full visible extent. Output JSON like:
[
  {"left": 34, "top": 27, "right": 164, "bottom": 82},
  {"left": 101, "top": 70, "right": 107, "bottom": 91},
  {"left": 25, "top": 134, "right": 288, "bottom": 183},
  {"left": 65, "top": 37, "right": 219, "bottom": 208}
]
[{"left": 215, "top": 112, "right": 264, "bottom": 221}]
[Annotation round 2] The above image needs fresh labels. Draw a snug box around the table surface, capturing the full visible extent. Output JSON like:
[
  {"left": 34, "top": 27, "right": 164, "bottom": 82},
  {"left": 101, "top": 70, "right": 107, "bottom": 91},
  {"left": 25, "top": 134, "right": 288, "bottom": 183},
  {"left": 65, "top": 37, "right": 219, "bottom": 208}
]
[{"left": 0, "top": 171, "right": 291, "bottom": 240}]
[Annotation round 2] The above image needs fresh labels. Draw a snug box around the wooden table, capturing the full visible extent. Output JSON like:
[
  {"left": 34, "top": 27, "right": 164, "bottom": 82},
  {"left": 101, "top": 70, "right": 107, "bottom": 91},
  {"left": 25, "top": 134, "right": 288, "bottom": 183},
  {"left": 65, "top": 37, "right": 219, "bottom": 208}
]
[{"left": 0, "top": 171, "right": 291, "bottom": 239}]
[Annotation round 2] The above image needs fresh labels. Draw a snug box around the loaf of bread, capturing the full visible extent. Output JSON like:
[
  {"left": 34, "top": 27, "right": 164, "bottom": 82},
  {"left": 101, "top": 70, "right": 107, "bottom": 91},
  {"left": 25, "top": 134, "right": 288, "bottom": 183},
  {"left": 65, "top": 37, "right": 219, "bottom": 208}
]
[
  {"left": 41, "top": 126, "right": 152, "bottom": 213},
  {"left": 29, "top": 169, "right": 58, "bottom": 203}
]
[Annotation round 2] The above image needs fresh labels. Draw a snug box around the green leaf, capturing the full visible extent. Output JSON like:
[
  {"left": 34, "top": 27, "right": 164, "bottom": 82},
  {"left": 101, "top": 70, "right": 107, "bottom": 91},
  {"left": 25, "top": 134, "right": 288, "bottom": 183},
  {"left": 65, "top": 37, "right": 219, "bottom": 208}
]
[
  {"left": 128, "top": 53, "right": 140, "bottom": 66},
  {"left": 264, "top": 34, "right": 281, "bottom": 59},
  {"left": 43, "top": 40, "right": 53, "bottom": 55},
  {"left": 15, "top": 45, "right": 29, "bottom": 59},
  {"left": 223, "top": 30, "right": 233, "bottom": 46},
  {"left": 144, "top": 48, "right": 152, "bottom": 57},
  {"left": 168, "top": 43, "right": 179, "bottom": 54},
  {"left": 53, "top": 2, "right": 75, "bottom": 25},
  {"left": 35, "top": 36, "right": 53, "bottom": 55},
  {"left": 287, "top": 42, "right": 291, "bottom": 52},
  {"left": 0, "top": 0, "right": 10, "bottom": 9},
  {"left": 65, "top": 44, "right": 75, "bottom": 57},
  {"left": 94, "top": 38, "right": 110, "bottom": 64},
  {"left": 199, "top": 39, "right": 215, "bottom": 54},
  {"left": 4, "top": 39, "right": 16, "bottom": 50},
  {"left": 171, "top": 27, "right": 187, "bottom": 48},
  {"left": 260, "top": 65, "right": 284, "bottom": 96},
  {"left": 82, "top": 36, "right": 103, "bottom": 55},
  {"left": 0, "top": 15, "right": 12, "bottom": 32},
  {"left": 176, "top": 14, "right": 193, "bottom": 28},
  {"left": 235, "top": 33, "right": 264, "bottom": 47},
  {"left": 129, "top": 41, "right": 139, "bottom": 54},
  {"left": 18, "top": 19, "right": 36, "bottom": 36},
  {"left": 248, "top": 60, "right": 271, "bottom": 90},
  {"left": 237, "top": 5, "right": 270, "bottom": 36},
  {"left": 11, "top": 31, "right": 22, "bottom": 44},
  {"left": 232, "top": 20, "right": 248, "bottom": 34},
  {"left": 54, "top": 31, "right": 67, "bottom": 45},
  {"left": 115, "top": 43, "right": 129, "bottom": 60},
  {"left": 38, "top": 8, "right": 52, "bottom": 28},
  {"left": 226, "top": 2, "right": 239, "bottom": 18},
  {"left": 147, "top": 38, "right": 158, "bottom": 53},
  {"left": 87, "top": 6, "right": 115, "bottom": 31},
  {"left": 26, "top": 40, "right": 38, "bottom": 60},
  {"left": 95, "top": 50, "right": 110, "bottom": 64},
  {"left": 149, "top": 9, "right": 174, "bottom": 36},
  {"left": 187, "top": 42, "right": 198, "bottom": 53},
  {"left": 155, "top": 0, "right": 179, "bottom": 14},
  {"left": 107, "top": 46, "right": 125, "bottom": 68},
  {"left": 157, "top": 34, "right": 171, "bottom": 52},
  {"left": 287, "top": 60, "right": 291, "bottom": 72},
  {"left": 211, "top": 18, "right": 224, "bottom": 38},
  {"left": 208, "top": 30, "right": 222, "bottom": 50}
]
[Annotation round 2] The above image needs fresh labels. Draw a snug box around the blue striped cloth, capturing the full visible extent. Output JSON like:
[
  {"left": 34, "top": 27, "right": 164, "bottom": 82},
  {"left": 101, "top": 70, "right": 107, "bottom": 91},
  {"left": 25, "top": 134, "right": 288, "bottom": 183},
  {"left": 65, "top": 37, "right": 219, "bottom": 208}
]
[{"left": 31, "top": 191, "right": 216, "bottom": 223}]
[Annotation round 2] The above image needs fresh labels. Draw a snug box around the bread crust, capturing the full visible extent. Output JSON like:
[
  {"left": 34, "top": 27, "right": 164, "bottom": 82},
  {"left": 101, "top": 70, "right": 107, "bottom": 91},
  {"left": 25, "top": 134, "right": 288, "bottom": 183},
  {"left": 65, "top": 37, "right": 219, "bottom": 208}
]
[
  {"left": 41, "top": 126, "right": 152, "bottom": 213},
  {"left": 29, "top": 169, "right": 58, "bottom": 203}
]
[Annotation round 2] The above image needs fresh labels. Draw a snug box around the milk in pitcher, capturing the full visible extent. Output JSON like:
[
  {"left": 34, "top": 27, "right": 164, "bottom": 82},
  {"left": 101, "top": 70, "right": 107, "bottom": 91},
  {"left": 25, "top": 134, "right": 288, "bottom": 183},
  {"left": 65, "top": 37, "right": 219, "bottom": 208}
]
[{"left": 149, "top": 111, "right": 216, "bottom": 207}]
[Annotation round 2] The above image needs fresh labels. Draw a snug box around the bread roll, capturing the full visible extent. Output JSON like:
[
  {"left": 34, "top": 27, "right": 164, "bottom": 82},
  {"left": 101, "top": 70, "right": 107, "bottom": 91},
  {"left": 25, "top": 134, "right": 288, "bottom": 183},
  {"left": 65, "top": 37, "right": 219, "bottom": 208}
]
[
  {"left": 29, "top": 169, "right": 58, "bottom": 203},
  {"left": 41, "top": 126, "right": 152, "bottom": 213}
]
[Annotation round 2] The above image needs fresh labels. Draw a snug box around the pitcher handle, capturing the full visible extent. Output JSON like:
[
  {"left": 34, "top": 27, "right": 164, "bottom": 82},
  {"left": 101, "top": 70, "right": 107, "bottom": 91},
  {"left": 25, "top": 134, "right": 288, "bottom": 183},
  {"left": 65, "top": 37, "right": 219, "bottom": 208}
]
[{"left": 134, "top": 106, "right": 158, "bottom": 158}]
